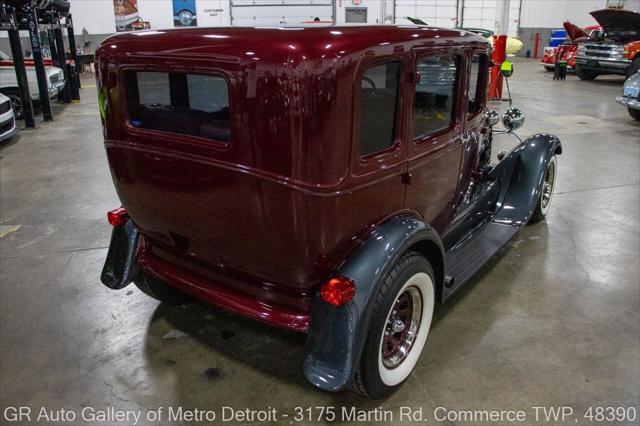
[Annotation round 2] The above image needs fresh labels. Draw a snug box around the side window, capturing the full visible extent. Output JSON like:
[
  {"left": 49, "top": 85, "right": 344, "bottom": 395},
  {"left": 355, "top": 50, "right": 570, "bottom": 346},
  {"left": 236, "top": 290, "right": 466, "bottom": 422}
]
[
  {"left": 468, "top": 53, "right": 488, "bottom": 114},
  {"left": 125, "top": 71, "right": 230, "bottom": 142},
  {"left": 359, "top": 61, "right": 401, "bottom": 157},
  {"left": 414, "top": 55, "right": 459, "bottom": 138}
]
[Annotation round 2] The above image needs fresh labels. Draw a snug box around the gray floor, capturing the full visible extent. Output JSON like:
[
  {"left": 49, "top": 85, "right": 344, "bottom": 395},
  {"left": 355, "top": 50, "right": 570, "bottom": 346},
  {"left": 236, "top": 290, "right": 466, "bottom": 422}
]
[{"left": 1, "top": 61, "right": 638, "bottom": 425}]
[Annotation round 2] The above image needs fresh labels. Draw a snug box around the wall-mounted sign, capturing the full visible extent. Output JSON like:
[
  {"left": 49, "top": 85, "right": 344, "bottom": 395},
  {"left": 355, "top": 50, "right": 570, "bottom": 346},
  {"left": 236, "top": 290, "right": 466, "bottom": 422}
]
[
  {"left": 173, "top": 0, "right": 198, "bottom": 27},
  {"left": 113, "top": 0, "right": 140, "bottom": 32}
]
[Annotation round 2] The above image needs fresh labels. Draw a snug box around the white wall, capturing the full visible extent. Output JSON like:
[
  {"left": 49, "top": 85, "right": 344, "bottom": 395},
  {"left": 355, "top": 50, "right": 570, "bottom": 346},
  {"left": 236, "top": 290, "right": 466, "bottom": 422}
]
[
  {"left": 520, "top": 0, "right": 640, "bottom": 28},
  {"left": 5, "top": 0, "right": 640, "bottom": 36},
  {"left": 68, "top": 0, "right": 230, "bottom": 34}
]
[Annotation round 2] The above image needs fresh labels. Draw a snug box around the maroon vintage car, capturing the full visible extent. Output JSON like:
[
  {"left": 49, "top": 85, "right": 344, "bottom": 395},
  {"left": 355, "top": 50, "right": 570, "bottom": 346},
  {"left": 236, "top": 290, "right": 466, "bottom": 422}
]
[{"left": 96, "top": 25, "right": 561, "bottom": 397}]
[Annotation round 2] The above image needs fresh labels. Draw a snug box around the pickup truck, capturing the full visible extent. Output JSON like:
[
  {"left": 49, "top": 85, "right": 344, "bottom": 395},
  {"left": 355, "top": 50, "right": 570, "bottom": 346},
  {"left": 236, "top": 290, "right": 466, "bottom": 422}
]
[
  {"left": 575, "top": 9, "right": 640, "bottom": 80},
  {"left": 0, "top": 50, "right": 66, "bottom": 118}
]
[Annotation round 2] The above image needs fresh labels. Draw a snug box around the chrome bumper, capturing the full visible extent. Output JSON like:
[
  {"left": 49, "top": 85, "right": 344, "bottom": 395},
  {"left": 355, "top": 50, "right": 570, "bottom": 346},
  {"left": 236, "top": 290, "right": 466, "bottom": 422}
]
[
  {"left": 616, "top": 96, "right": 640, "bottom": 111},
  {"left": 575, "top": 56, "right": 631, "bottom": 69}
]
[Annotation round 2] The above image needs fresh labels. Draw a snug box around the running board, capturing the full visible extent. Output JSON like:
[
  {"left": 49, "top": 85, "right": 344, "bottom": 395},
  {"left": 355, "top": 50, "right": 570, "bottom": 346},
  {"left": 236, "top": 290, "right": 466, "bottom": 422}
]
[{"left": 443, "top": 222, "right": 519, "bottom": 300}]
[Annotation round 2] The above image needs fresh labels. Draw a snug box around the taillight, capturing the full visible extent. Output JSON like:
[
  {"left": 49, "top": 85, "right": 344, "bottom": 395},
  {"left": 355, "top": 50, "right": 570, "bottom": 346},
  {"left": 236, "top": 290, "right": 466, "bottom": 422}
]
[
  {"left": 320, "top": 276, "right": 356, "bottom": 306},
  {"left": 107, "top": 207, "right": 128, "bottom": 227}
]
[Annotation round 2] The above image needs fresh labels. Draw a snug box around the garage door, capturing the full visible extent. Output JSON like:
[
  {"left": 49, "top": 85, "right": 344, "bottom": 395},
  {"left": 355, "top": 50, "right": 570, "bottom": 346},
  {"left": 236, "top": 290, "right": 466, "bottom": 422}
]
[
  {"left": 230, "top": 0, "right": 334, "bottom": 26},
  {"left": 394, "top": 0, "right": 458, "bottom": 28},
  {"left": 462, "top": 0, "right": 521, "bottom": 36}
]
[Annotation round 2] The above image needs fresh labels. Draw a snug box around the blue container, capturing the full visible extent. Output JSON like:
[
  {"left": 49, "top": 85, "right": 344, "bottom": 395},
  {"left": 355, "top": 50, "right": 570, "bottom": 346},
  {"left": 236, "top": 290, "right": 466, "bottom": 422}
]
[
  {"left": 551, "top": 29, "right": 567, "bottom": 38},
  {"left": 549, "top": 37, "right": 567, "bottom": 47}
]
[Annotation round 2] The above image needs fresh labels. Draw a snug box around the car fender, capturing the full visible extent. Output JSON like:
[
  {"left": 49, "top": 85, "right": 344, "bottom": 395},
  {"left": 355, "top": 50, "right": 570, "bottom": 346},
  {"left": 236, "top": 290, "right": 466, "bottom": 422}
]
[
  {"left": 303, "top": 215, "right": 444, "bottom": 392},
  {"left": 100, "top": 220, "right": 140, "bottom": 290},
  {"left": 490, "top": 133, "right": 562, "bottom": 226}
]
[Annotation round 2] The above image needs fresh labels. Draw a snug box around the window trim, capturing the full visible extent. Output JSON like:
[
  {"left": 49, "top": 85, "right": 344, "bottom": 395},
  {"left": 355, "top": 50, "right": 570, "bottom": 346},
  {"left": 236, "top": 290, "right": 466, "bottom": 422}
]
[
  {"left": 353, "top": 56, "right": 407, "bottom": 171},
  {"left": 467, "top": 51, "right": 490, "bottom": 118},
  {"left": 411, "top": 51, "right": 462, "bottom": 144},
  {"left": 119, "top": 66, "right": 233, "bottom": 150}
]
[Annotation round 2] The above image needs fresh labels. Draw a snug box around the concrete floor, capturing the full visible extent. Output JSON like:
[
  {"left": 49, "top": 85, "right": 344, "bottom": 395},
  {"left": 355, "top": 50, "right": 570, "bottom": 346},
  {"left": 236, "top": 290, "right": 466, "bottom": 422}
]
[{"left": 0, "top": 60, "right": 638, "bottom": 425}]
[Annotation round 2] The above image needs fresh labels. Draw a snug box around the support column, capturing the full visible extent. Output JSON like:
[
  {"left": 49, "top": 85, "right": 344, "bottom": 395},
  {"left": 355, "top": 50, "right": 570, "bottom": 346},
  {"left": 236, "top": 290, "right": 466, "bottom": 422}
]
[
  {"left": 7, "top": 12, "right": 35, "bottom": 127},
  {"left": 54, "top": 26, "right": 72, "bottom": 103},
  {"left": 66, "top": 15, "right": 81, "bottom": 89},
  {"left": 25, "top": 6, "right": 53, "bottom": 121}
]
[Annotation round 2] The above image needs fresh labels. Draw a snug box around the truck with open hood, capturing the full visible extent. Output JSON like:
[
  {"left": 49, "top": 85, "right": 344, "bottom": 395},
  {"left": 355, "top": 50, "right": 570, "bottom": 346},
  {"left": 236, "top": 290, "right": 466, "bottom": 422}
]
[{"left": 575, "top": 9, "right": 640, "bottom": 80}]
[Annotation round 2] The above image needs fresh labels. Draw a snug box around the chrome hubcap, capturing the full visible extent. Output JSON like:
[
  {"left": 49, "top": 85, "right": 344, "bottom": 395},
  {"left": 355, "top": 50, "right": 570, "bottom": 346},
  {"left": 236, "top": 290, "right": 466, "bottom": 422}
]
[
  {"left": 542, "top": 161, "right": 555, "bottom": 209},
  {"left": 381, "top": 286, "right": 423, "bottom": 369}
]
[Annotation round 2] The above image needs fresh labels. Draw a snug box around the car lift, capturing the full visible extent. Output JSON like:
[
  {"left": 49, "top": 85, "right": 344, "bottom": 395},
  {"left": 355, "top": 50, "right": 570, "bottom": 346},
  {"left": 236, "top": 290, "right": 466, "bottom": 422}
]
[{"left": 0, "top": 0, "right": 80, "bottom": 126}]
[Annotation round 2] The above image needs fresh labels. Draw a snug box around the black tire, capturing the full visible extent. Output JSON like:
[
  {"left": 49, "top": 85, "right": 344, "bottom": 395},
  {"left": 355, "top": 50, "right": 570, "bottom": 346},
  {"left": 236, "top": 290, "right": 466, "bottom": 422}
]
[
  {"left": 1, "top": 88, "right": 24, "bottom": 120},
  {"left": 544, "top": 65, "right": 555, "bottom": 72},
  {"left": 530, "top": 155, "right": 557, "bottom": 223},
  {"left": 626, "top": 58, "right": 640, "bottom": 79},
  {"left": 349, "top": 252, "right": 435, "bottom": 398},
  {"left": 629, "top": 108, "right": 640, "bottom": 121},
  {"left": 134, "top": 273, "right": 192, "bottom": 305},
  {"left": 575, "top": 66, "right": 598, "bottom": 81}
]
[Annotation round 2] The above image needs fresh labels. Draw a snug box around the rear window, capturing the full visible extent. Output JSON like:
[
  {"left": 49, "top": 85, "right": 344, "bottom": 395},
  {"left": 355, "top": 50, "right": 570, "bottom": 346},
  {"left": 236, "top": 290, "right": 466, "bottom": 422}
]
[{"left": 124, "top": 71, "right": 230, "bottom": 142}]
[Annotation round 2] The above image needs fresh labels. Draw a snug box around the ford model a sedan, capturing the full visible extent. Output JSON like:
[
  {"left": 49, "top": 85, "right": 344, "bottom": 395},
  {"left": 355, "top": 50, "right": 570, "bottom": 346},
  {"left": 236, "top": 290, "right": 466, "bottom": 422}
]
[{"left": 96, "top": 25, "right": 561, "bottom": 398}]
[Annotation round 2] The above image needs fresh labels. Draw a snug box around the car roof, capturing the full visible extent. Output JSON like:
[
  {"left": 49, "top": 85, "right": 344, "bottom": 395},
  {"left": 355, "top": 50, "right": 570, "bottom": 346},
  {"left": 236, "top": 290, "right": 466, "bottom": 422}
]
[{"left": 99, "top": 25, "right": 489, "bottom": 65}]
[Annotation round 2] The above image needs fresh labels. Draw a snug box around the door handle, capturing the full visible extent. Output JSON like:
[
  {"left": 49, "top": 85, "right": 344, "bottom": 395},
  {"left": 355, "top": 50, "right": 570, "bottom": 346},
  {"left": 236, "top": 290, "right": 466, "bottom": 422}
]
[{"left": 461, "top": 132, "right": 471, "bottom": 145}]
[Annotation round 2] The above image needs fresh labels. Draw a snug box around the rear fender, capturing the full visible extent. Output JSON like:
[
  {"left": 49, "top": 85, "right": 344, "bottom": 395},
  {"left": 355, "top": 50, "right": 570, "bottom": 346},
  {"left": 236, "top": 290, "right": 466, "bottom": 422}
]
[
  {"left": 490, "top": 133, "right": 562, "bottom": 226},
  {"left": 100, "top": 220, "right": 140, "bottom": 289},
  {"left": 303, "top": 215, "right": 444, "bottom": 392}
]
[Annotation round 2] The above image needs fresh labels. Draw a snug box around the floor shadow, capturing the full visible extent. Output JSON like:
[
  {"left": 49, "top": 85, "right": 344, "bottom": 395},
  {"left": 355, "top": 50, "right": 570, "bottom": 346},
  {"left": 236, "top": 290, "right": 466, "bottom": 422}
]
[{"left": 0, "top": 132, "right": 20, "bottom": 151}]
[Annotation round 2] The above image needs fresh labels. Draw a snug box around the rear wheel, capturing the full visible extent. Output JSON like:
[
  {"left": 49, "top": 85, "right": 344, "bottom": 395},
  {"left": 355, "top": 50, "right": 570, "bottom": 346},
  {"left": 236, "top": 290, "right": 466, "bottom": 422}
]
[
  {"left": 576, "top": 66, "right": 598, "bottom": 81},
  {"left": 629, "top": 108, "right": 640, "bottom": 121},
  {"left": 134, "top": 273, "right": 192, "bottom": 305},
  {"left": 350, "top": 252, "right": 435, "bottom": 398},
  {"left": 530, "top": 155, "right": 557, "bottom": 223}
]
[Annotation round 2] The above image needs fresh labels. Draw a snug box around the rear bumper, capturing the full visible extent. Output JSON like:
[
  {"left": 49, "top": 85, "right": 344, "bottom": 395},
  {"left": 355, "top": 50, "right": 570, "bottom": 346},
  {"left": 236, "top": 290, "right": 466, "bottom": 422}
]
[
  {"left": 616, "top": 96, "right": 640, "bottom": 111},
  {"left": 575, "top": 56, "right": 631, "bottom": 75},
  {"left": 138, "top": 249, "right": 311, "bottom": 333}
]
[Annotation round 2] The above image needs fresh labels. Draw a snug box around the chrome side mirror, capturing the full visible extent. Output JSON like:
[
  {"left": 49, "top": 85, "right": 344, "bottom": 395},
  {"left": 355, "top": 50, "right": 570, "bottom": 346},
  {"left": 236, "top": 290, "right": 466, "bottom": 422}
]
[
  {"left": 502, "top": 108, "right": 524, "bottom": 132},
  {"left": 485, "top": 110, "right": 499, "bottom": 127}
]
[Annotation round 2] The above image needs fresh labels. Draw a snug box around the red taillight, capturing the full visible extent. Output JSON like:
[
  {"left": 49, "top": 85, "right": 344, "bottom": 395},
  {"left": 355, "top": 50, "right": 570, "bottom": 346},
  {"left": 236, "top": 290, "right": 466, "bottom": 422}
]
[
  {"left": 107, "top": 207, "right": 128, "bottom": 227},
  {"left": 320, "top": 276, "right": 356, "bottom": 306}
]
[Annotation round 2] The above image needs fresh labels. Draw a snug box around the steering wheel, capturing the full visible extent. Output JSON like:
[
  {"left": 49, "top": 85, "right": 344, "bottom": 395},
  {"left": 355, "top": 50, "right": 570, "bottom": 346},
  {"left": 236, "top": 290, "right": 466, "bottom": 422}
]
[{"left": 363, "top": 76, "right": 377, "bottom": 90}]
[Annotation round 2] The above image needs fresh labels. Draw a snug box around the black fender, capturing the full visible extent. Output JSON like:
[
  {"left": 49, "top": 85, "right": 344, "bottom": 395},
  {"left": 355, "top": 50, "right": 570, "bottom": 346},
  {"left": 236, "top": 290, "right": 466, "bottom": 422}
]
[
  {"left": 303, "top": 215, "right": 444, "bottom": 392},
  {"left": 490, "top": 133, "right": 562, "bottom": 226},
  {"left": 100, "top": 220, "right": 140, "bottom": 290}
]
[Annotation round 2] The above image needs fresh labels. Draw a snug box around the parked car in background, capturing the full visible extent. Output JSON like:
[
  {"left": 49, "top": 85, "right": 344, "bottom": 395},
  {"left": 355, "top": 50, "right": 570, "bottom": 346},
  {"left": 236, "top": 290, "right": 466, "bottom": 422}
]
[
  {"left": 0, "top": 93, "right": 18, "bottom": 142},
  {"left": 0, "top": 50, "right": 66, "bottom": 119},
  {"left": 575, "top": 9, "right": 640, "bottom": 80},
  {"left": 616, "top": 71, "right": 640, "bottom": 121},
  {"left": 96, "top": 25, "right": 562, "bottom": 398},
  {"left": 540, "top": 22, "right": 601, "bottom": 72},
  {"left": 404, "top": 17, "right": 524, "bottom": 54}
]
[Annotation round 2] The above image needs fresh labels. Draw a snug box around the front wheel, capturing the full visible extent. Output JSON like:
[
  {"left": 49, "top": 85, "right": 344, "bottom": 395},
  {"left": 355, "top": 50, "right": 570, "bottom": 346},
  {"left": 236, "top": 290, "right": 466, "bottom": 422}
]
[
  {"left": 628, "top": 108, "right": 640, "bottom": 121},
  {"left": 350, "top": 252, "right": 435, "bottom": 398},
  {"left": 530, "top": 155, "right": 557, "bottom": 223},
  {"left": 576, "top": 66, "right": 598, "bottom": 81}
]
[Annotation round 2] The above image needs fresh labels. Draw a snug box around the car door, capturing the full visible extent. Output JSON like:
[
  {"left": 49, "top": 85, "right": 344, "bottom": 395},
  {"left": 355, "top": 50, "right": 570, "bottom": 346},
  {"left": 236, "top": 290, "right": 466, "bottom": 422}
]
[
  {"left": 404, "top": 47, "right": 465, "bottom": 237},
  {"left": 454, "top": 49, "right": 491, "bottom": 217},
  {"left": 349, "top": 56, "right": 409, "bottom": 231}
]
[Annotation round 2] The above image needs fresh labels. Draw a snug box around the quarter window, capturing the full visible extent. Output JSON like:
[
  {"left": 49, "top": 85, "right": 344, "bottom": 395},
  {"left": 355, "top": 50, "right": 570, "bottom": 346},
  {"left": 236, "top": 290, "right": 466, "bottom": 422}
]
[
  {"left": 125, "top": 71, "right": 230, "bottom": 142},
  {"left": 359, "top": 62, "right": 401, "bottom": 157},
  {"left": 414, "top": 55, "right": 459, "bottom": 138},
  {"left": 468, "top": 53, "right": 488, "bottom": 114}
]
